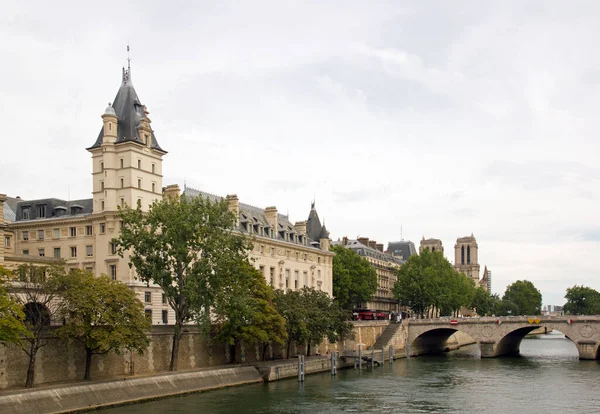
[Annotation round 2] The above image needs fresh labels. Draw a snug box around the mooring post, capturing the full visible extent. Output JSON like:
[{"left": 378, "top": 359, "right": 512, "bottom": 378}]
[
  {"left": 298, "top": 355, "right": 305, "bottom": 382},
  {"left": 389, "top": 345, "right": 393, "bottom": 364},
  {"left": 331, "top": 352, "right": 337, "bottom": 375},
  {"left": 358, "top": 344, "right": 362, "bottom": 370}
]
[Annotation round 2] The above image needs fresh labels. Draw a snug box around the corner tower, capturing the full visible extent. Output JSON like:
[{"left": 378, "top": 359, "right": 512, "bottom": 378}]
[
  {"left": 87, "top": 65, "right": 167, "bottom": 213},
  {"left": 454, "top": 234, "right": 480, "bottom": 282}
]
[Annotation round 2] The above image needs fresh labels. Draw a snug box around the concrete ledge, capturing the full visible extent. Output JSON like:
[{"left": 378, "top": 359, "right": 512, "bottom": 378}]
[{"left": 0, "top": 366, "right": 263, "bottom": 414}]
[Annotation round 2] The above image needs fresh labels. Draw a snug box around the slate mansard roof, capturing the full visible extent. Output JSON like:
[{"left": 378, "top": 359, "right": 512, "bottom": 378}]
[
  {"left": 14, "top": 198, "right": 93, "bottom": 222},
  {"left": 88, "top": 68, "right": 165, "bottom": 153},
  {"left": 184, "top": 186, "right": 327, "bottom": 251},
  {"left": 385, "top": 240, "right": 417, "bottom": 260},
  {"left": 332, "top": 239, "right": 404, "bottom": 265}
]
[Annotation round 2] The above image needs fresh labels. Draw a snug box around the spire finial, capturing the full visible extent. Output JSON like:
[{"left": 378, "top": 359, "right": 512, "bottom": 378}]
[{"left": 122, "top": 44, "right": 132, "bottom": 84}]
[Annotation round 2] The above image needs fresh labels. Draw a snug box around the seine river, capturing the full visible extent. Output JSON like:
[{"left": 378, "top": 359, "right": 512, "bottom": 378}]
[{"left": 102, "top": 332, "right": 599, "bottom": 413}]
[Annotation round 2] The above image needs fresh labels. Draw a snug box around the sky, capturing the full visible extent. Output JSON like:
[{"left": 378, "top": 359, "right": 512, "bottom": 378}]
[{"left": 1, "top": 1, "right": 599, "bottom": 307}]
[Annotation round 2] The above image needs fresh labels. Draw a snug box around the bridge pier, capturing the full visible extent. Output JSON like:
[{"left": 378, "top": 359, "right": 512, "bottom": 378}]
[
  {"left": 479, "top": 341, "right": 496, "bottom": 358},
  {"left": 575, "top": 341, "right": 599, "bottom": 360}
]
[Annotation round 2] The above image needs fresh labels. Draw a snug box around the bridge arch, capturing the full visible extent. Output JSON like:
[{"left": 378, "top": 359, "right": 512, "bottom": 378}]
[{"left": 407, "top": 316, "right": 600, "bottom": 360}]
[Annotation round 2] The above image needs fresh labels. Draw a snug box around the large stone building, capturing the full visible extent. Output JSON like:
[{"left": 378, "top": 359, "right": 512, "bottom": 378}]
[
  {"left": 419, "top": 237, "right": 444, "bottom": 254},
  {"left": 333, "top": 236, "right": 403, "bottom": 312},
  {"left": 453, "top": 234, "right": 480, "bottom": 283},
  {"left": 0, "top": 64, "right": 333, "bottom": 323}
]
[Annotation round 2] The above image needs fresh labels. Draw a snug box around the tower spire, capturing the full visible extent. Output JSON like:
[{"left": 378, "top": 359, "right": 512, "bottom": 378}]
[{"left": 122, "top": 44, "right": 132, "bottom": 84}]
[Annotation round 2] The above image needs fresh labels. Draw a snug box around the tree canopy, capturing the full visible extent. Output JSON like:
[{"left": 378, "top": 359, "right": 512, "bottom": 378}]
[
  {"left": 331, "top": 245, "right": 377, "bottom": 311},
  {"left": 116, "top": 195, "right": 250, "bottom": 371},
  {"left": 393, "top": 250, "right": 475, "bottom": 318},
  {"left": 54, "top": 269, "right": 150, "bottom": 381},
  {"left": 502, "top": 280, "right": 542, "bottom": 315},
  {"left": 274, "top": 287, "right": 352, "bottom": 357},
  {"left": 0, "top": 267, "right": 29, "bottom": 346},
  {"left": 563, "top": 285, "right": 600, "bottom": 315},
  {"left": 213, "top": 261, "right": 287, "bottom": 362}
]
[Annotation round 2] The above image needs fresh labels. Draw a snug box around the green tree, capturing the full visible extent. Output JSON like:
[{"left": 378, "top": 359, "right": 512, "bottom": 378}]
[
  {"left": 54, "top": 270, "right": 150, "bottom": 381},
  {"left": 0, "top": 267, "right": 29, "bottom": 346},
  {"left": 502, "top": 280, "right": 542, "bottom": 315},
  {"left": 563, "top": 285, "right": 600, "bottom": 315},
  {"left": 116, "top": 195, "right": 250, "bottom": 371},
  {"left": 394, "top": 250, "right": 474, "bottom": 318},
  {"left": 472, "top": 287, "right": 493, "bottom": 316},
  {"left": 331, "top": 245, "right": 377, "bottom": 310},
  {"left": 497, "top": 299, "right": 520, "bottom": 316},
  {"left": 12, "top": 264, "right": 63, "bottom": 388},
  {"left": 213, "top": 261, "right": 287, "bottom": 363},
  {"left": 274, "top": 289, "right": 309, "bottom": 358}
]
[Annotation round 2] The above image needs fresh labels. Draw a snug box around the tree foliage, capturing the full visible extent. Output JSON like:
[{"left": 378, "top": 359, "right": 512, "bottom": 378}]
[
  {"left": 0, "top": 267, "right": 29, "bottom": 346},
  {"left": 393, "top": 250, "right": 475, "bottom": 318},
  {"left": 274, "top": 288, "right": 352, "bottom": 357},
  {"left": 563, "top": 285, "right": 600, "bottom": 315},
  {"left": 331, "top": 245, "right": 377, "bottom": 311},
  {"left": 11, "top": 264, "right": 63, "bottom": 388},
  {"left": 502, "top": 280, "right": 542, "bottom": 315},
  {"left": 213, "top": 261, "right": 287, "bottom": 362},
  {"left": 54, "top": 270, "right": 150, "bottom": 381},
  {"left": 116, "top": 195, "right": 250, "bottom": 371}
]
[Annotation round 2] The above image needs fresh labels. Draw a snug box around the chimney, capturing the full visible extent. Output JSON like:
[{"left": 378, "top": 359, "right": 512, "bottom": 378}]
[
  {"left": 294, "top": 221, "right": 307, "bottom": 235},
  {"left": 376, "top": 243, "right": 384, "bottom": 252},
  {"left": 357, "top": 237, "right": 369, "bottom": 246},
  {"left": 162, "top": 184, "right": 180, "bottom": 200},
  {"left": 342, "top": 236, "right": 349, "bottom": 246},
  {"left": 227, "top": 194, "right": 240, "bottom": 226},
  {"left": 264, "top": 206, "right": 278, "bottom": 235},
  {"left": 368, "top": 240, "right": 377, "bottom": 250}
]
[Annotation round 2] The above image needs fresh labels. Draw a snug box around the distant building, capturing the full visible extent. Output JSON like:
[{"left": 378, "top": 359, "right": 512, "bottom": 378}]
[
  {"left": 454, "top": 234, "right": 480, "bottom": 283},
  {"left": 333, "top": 236, "right": 403, "bottom": 312},
  {"left": 419, "top": 237, "right": 444, "bottom": 254},
  {"left": 480, "top": 266, "right": 492, "bottom": 292},
  {"left": 385, "top": 240, "right": 417, "bottom": 261}
]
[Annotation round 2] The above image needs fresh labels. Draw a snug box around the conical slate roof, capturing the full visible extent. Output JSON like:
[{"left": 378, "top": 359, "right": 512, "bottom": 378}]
[
  {"left": 306, "top": 201, "right": 323, "bottom": 241},
  {"left": 88, "top": 68, "right": 165, "bottom": 152}
]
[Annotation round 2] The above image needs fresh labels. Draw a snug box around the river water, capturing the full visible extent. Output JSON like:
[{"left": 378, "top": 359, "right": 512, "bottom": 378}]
[{"left": 102, "top": 332, "right": 600, "bottom": 413}]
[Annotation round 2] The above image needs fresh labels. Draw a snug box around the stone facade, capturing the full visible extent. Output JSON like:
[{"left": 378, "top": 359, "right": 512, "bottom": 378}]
[
  {"left": 419, "top": 237, "right": 443, "bottom": 254},
  {"left": 453, "top": 234, "right": 480, "bottom": 283}
]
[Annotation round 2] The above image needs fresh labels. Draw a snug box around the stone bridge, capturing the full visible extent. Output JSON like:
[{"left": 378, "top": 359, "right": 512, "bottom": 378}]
[{"left": 407, "top": 316, "right": 600, "bottom": 359}]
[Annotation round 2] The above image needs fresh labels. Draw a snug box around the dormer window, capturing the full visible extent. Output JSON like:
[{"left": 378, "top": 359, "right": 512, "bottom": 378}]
[
  {"left": 55, "top": 206, "right": 67, "bottom": 217},
  {"left": 36, "top": 204, "right": 46, "bottom": 218},
  {"left": 22, "top": 206, "right": 31, "bottom": 220}
]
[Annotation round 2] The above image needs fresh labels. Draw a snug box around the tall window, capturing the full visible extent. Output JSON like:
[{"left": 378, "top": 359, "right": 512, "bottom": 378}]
[
  {"left": 70, "top": 246, "right": 77, "bottom": 258},
  {"left": 109, "top": 264, "right": 117, "bottom": 280},
  {"left": 53, "top": 247, "right": 61, "bottom": 258},
  {"left": 22, "top": 207, "right": 30, "bottom": 220},
  {"left": 22, "top": 231, "right": 29, "bottom": 241},
  {"left": 467, "top": 246, "right": 471, "bottom": 264},
  {"left": 85, "top": 225, "right": 93, "bottom": 236},
  {"left": 303, "top": 271, "right": 308, "bottom": 287},
  {"left": 4, "top": 236, "right": 10, "bottom": 248},
  {"left": 120, "top": 178, "right": 124, "bottom": 188},
  {"left": 99, "top": 223, "right": 106, "bottom": 234},
  {"left": 36, "top": 205, "right": 46, "bottom": 218},
  {"left": 162, "top": 310, "right": 168, "bottom": 324},
  {"left": 120, "top": 159, "right": 124, "bottom": 168},
  {"left": 70, "top": 227, "right": 77, "bottom": 237},
  {"left": 152, "top": 163, "right": 155, "bottom": 174},
  {"left": 144, "top": 292, "right": 152, "bottom": 303},
  {"left": 38, "top": 248, "right": 45, "bottom": 257},
  {"left": 269, "top": 267, "right": 275, "bottom": 286},
  {"left": 86, "top": 245, "right": 93, "bottom": 257},
  {"left": 137, "top": 160, "right": 141, "bottom": 169},
  {"left": 110, "top": 242, "right": 117, "bottom": 255},
  {"left": 138, "top": 178, "right": 141, "bottom": 189},
  {"left": 461, "top": 246, "right": 465, "bottom": 265},
  {"left": 53, "top": 228, "right": 60, "bottom": 239},
  {"left": 38, "top": 230, "right": 44, "bottom": 240},
  {"left": 152, "top": 182, "right": 156, "bottom": 193}
]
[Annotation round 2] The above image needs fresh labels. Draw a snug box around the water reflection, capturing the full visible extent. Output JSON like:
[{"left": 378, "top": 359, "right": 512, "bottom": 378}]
[{"left": 101, "top": 336, "right": 598, "bottom": 414}]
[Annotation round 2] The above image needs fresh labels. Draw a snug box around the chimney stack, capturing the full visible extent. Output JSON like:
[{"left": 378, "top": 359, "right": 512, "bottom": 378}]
[
  {"left": 357, "top": 237, "right": 369, "bottom": 246},
  {"left": 376, "top": 243, "right": 384, "bottom": 252}
]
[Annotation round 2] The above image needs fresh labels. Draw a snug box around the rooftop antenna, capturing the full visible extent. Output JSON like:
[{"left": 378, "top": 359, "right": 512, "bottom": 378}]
[{"left": 127, "top": 44, "right": 131, "bottom": 71}]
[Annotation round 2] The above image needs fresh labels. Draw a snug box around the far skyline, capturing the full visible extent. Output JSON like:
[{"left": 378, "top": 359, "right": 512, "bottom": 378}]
[{"left": 2, "top": 1, "right": 598, "bottom": 306}]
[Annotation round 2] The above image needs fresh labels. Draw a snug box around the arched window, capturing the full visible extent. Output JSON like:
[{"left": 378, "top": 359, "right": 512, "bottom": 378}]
[
  {"left": 24, "top": 302, "right": 51, "bottom": 327},
  {"left": 461, "top": 246, "right": 465, "bottom": 264},
  {"left": 467, "top": 246, "right": 471, "bottom": 264}
]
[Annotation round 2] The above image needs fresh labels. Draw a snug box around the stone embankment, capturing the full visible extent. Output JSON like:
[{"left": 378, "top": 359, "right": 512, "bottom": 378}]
[{"left": 0, "top": 366, "right": 263, "bottom": 414}]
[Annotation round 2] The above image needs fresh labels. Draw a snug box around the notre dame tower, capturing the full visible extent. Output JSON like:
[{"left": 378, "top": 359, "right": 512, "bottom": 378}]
[{"left": 454, "top": 234, "right": 480, "bottom": 283}]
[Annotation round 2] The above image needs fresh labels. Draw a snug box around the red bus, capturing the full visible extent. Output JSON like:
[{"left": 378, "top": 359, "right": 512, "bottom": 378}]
[{"left": 353, "top": 309, "right": 389, "bottom": 320}]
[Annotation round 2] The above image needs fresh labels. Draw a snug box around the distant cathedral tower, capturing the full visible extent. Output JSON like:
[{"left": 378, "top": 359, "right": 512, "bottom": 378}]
[
  {"left": 420, "top": 237, "right": 444, "bottom": 254},
  {"left": 454, "top": 234, "right": 480, "bottom": 282}
]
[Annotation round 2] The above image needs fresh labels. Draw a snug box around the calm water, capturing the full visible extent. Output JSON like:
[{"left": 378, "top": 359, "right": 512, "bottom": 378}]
[{"left": 102, "top": 332, "right": 600, "bottom": 413}]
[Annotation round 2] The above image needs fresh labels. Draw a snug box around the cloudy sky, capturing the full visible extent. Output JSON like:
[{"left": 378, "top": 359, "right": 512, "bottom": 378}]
[{"left": 1, "top": 1, "right": 599, "bottom": 306}]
